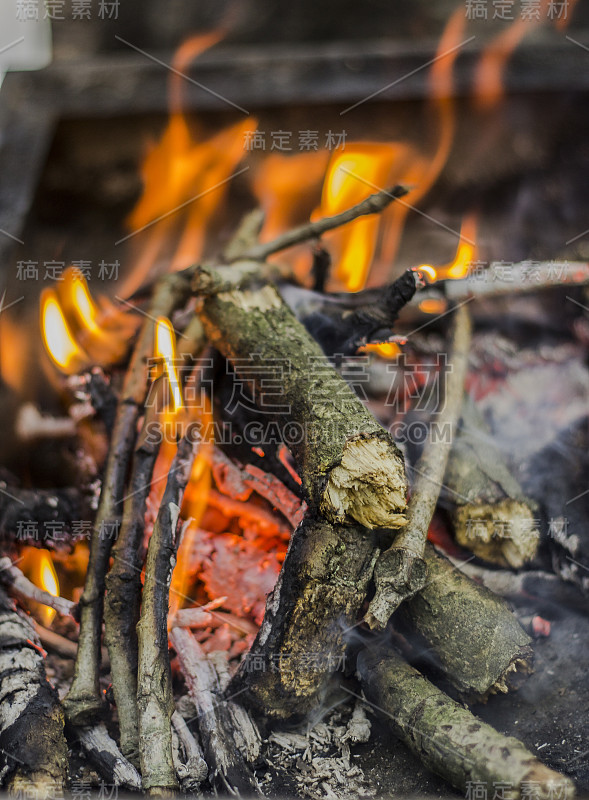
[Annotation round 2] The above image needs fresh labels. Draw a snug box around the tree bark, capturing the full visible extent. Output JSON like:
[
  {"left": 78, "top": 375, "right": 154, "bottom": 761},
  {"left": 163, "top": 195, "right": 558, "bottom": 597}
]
[
  {"left": 401, "top": 544, "right": 533, "bottom": 701},
  {"left": 137, "top": 433, "right": 198, "bottom": 794},
  {"left": 358, "top": 645, "right": 575, "bottom": 800},
  {"left": 196, "top": 279, "right": 407, "bottom": 529},
  {"left": 229, "top": 512, "right": 378, "bottom": 721},
  {"left": 0, "top": 589, "right": 68, "bottom": 796}
]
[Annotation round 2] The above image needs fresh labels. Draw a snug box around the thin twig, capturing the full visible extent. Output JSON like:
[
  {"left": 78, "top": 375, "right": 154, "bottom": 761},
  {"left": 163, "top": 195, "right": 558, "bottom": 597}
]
[
  {"left": 232, "top": 185, "right": 408, "bottom": 262},
  {"left": 0, "top": 557, "right": 75, "bottom": 618}
]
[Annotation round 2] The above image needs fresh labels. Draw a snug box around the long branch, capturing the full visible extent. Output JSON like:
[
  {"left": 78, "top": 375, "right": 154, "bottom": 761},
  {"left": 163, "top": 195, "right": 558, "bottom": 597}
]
[
  {"left": 365, "top": 304, "right": 472, "bottom": 629},
  {"left": 104, "top": 412, "right": 162, "bottom": 766},
  {"left": 137, "top": 432, "right": 198, "bottom": 793},
  {"left": 63, "top": 272, "right": 192, "bottom": 726}
]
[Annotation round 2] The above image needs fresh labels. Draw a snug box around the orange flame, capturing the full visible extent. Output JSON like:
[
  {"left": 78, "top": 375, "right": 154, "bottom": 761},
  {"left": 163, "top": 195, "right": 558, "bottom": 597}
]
[
  {"left": 418, "top": 213, "right": 478, "bottom": 282},
  {"left": 472, "top": 0, "right": 579, "bottom": 111},
  {"left": 365, "top": 341, "right": 403, "bottom": 359},
  {"left": 19, "top": 548, "right": 60, "bottom": 627},
  {"left": 473, "top": 3, "right": 549, "bottom": 110},
  {"left": 316, "top": 8, "right": 468, "bottom": 293},
  {"left": 253, "top": 151, "right": 329, "bottom": 244},
  {"left": 377, "top": 7, "right": 468, "bottom": 282},
  {"left": 168, "top": 395, "right": 215, "bottom": 620},
  {"left": 41, "top": 288, "right": 88, "bottom": 374},
  {"left": 317, "top": 143, "right": 397, "bottom": 291},
  {"left": 41, "top": 268, "right": 138, "bottom": 374},
  {"left": 119, "top": 31, "right": 257, "bottom": 296},
  {"left": 154, "top": 317, "right": 183, "bottom": 412}
]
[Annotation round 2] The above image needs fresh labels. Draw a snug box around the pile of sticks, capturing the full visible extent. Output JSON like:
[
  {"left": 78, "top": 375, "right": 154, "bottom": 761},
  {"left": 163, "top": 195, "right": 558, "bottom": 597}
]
[{"left": 0, "top": 188, "right": 577, "bottom": 798}]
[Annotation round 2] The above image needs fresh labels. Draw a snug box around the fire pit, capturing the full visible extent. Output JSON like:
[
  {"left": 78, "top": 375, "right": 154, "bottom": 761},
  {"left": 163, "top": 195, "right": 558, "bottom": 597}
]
[{"left": 0, "top": 3, "right": 588, "bottom": 798}]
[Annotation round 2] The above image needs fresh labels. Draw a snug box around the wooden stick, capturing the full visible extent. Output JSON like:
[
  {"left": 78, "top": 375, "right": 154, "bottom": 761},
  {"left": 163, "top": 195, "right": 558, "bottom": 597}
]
[
  {"left": 232, "top": 185, "right": 408, "bottom": 262},
  {"left": 171, "top": 710, "right": 207, "bottom": 792},
  {"left": 169, "top": 626, "right": 262, "bottom": 796},
  {"left": 64, "top": 272, "right": 191, "bottom": 727},
  {"left": 365, "top": 304, "right": 472, "bottom": 630},
  {"left": 0, "top": 556, "right": 76, "bottom": 618},
  {"left": 298, "top": 267, "right": 423, "bottom": 358},
  {"left": 196, "top": 280, "right": 407, "bottom": 529},
  {"left": 444, "top": 394, "right": 538, "bottom": 568},
  {"left": 73, "top": 722, "right": 142, "bottom": 790},
  {"left": 222, "top": 208, "right": 265, "bottom": 262},
  {"left": 229, "top": 512, "right": 378, "bottom": 722},
  {"left": 137, "top": 432, "right": 199, "bottom": 794},
  {"left": 104, "top": 410, "right": 162, "bottom": 766},
  {"left": 401, "top": 544, "right": 533, "bottom": 701},
  {"left": 32, "top": 621, "right": 111, "bottom": 666},
  {"left": 357, "top": 644, "right": 575, "bottom": 800},
  {"left": 439, "top": 259, "right": 589, "bottom": 299}
]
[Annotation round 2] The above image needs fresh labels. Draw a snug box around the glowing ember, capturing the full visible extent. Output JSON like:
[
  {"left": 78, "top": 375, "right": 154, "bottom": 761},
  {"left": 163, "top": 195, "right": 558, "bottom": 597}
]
[{"left": 418, "top": 298, "right": 448, "bottom": 315}]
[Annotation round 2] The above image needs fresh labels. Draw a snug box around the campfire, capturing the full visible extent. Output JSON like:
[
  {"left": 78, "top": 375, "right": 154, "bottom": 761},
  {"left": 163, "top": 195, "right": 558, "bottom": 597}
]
[{"left": 1, "top": 4, "right": 588, "bottom": 799}]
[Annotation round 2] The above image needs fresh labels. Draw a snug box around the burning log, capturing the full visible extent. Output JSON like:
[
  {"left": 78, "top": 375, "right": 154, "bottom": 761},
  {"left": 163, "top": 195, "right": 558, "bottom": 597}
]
[
  {"left": 136, "top": 431, "right": 199, "bottom": 793},
  {"left": 295, "top": 267, "right": 423, "bottom": 358},
  {"left": 169, "top": 626, "right": 262, "bottom": 796},
  {"left": 357, "top": 644, "right": 576, "bottom": 800},
  {"left": 229, "top": 512, "right": 377, "bottom": 721},
  {"left": 104, "top": 409, "right": 162, "bottom": 765},
  {"left": 0, "top": 588, "right": 68, "bottom": 796},
  {"left": 401, "top": 544, "right": 533, "bottom": 701},
  {"left": 74, "top": 722, "right": 142, "bottom": 791},
  {"left": 195, "top": 276, "right": 408, "bottom": 529},
  {"left": 64, "top": 271, "right": 191, "bottom": 726},
  {"left": 365, "top": 304, "right": 472, "bottom": 630},
  {"left": 443, "top": 395, "right": 539, "bottom": 568}
]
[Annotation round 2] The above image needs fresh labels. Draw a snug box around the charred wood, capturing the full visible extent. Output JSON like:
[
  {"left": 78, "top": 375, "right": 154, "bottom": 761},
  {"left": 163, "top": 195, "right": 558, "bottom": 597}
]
[{"left": 0, "top": 588, "right": 68, "bottom": 796}]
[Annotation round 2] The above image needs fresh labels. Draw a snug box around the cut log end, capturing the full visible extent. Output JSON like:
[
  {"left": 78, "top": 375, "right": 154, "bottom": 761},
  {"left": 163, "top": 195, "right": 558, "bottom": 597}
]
[
  {"left": 489, "top": 648, "right": 535, "bottom": 698},
  {"left": 321, "top": 434, "right": 408, "bottom": 529},
  {"left": 453, "top": 500, "right": 539, "bottom": 568}
]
